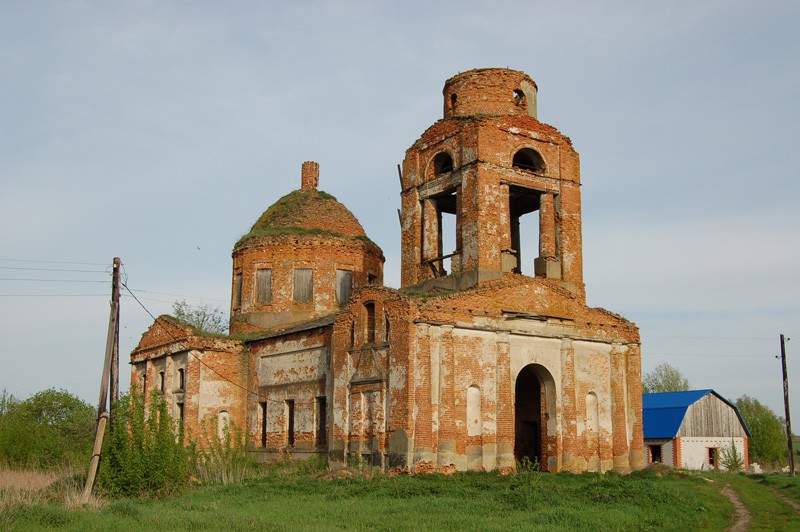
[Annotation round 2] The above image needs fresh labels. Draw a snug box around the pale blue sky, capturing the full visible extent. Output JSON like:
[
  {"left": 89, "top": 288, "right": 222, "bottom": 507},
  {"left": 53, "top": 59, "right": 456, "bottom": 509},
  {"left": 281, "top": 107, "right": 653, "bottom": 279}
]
[{"left": 1, "top": 1, "right": 798, "bottom": 419}]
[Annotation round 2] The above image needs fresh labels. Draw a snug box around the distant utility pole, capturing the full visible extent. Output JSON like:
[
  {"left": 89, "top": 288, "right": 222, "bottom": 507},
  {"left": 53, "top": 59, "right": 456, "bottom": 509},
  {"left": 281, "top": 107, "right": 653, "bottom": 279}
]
[
  {"left": 780, "top": 333, "right": 795, "bottom": 476},
  {"left": 82, "top": 257, "right": 121, "bottom": 503}
]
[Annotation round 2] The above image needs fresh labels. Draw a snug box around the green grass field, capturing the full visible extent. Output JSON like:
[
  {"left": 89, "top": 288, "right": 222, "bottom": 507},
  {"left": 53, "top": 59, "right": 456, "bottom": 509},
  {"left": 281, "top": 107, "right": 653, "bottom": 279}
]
[{"left": 2, "top": 465, "right": 800, "bottom": 531}]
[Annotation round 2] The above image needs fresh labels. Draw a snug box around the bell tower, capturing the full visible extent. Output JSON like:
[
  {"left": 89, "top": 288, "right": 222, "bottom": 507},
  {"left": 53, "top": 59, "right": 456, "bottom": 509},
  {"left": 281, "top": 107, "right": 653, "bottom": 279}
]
[{"left": 399, "top": 68, "right": 585, "bottom": 300}]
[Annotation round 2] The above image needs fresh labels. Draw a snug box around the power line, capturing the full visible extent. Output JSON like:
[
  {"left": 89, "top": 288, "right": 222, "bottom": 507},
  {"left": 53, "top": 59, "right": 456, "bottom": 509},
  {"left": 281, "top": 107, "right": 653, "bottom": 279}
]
[
  {"left": 0, "top": 278, "right": 109, "bottom": 283},
  {"left": 0, "top": 258, "right": 108, "bottom": 266},
  {"left": 121, "top": 280, "right": 261, "bottom": 400},
  {"left": 647, "top": 352, "right": 771, "bottom": 358},
  {"left": 0, "top": 293, "right": 107, "bottom": 297},
  {"left": 126, "top": 288, "right": 227, "bottom": 303},
  {"left": 647, "top": 335, "right": 773, "bottom": 341},
  {"left": 0, "top": 266, "right": 108, "bottom": 273},
  {"left": 121, "top": 279, "right": 312, "bottom": 407}
]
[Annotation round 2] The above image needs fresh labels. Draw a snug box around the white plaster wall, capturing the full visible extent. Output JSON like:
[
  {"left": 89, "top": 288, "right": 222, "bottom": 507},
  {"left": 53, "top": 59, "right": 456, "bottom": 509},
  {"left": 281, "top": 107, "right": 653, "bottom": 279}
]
[
  {"left": 452, "top": 328, "right": 498, "bottom": 436},
  {"left": 260, "top": 347, "right": 327, "bottom": 386},
  {"left": 679, "top": 437, "right": 747, "bottom": 471},
  {"left": 509, "top": 336, "right": 562, "bottom": 386},
  {"left": 573, "top": 341, "right": 614, "bottom": 437}
]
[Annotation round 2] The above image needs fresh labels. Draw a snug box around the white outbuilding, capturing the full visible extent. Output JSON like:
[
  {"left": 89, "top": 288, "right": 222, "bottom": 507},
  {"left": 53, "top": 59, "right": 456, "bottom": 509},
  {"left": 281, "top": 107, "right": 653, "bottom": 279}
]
[{"left": 643, "top": 389, "right": 750, "bottom": 470}]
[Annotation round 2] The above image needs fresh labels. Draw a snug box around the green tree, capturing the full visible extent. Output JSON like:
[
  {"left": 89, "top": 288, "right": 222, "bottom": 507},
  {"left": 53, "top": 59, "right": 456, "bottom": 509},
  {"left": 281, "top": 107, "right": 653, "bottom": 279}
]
[
  {"left": 0, "top": 388, "right": 94, "bottom": 467},
  {"left": 172, "top": 299, "right": 228, "bottom": 334},
  {"left": 736, "top": 395, "right": 786, "bottom": 465},
  {"left": 642, "top": 363, "right": 690, "bottom": 393}
]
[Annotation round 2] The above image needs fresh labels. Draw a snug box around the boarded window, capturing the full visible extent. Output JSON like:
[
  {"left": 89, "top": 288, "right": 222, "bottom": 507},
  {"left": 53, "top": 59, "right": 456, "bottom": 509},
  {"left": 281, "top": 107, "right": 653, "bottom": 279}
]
[
  {"left": 256, "top": 268, "right": 272, "bottom": 304},
  {"left": 336, "top": 269, "right": 352, "bottom": 305},
  {"left": 294, "top": 268, "right": 313, "bottom": 303},
  {"left": 234, "top": 273, "right": 243, "bottom": 307}
]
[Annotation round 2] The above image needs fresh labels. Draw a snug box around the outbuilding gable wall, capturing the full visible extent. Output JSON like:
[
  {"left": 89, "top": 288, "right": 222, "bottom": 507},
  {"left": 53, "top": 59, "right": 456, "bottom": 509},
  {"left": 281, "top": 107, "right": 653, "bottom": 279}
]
[{"left": 677, "top": 393, "right": 748, "bottom": 438}]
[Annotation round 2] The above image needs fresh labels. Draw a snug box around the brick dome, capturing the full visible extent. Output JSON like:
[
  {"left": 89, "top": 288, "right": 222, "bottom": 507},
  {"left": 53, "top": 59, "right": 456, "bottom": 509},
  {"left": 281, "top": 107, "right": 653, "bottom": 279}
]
[
  {"left": 235, "top": 162, "right": 370, "bottom": 252},
  {"left": 235, "top": 188, "right": 367, "bottom": 250}
]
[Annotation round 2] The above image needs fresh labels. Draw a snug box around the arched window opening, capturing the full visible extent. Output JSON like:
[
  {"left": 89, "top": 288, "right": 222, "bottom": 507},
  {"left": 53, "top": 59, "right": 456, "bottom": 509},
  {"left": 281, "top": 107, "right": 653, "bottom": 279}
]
[
  {"left": 513, "top": 89, "right": 525, "bottom": 106},
  {"left": 350, "top": 321, "right": 356, "bottom": 347},
  {"left": 507, "top": 185, "right": 541, "bottom": 276},
  {"left": 178, "top": 368, "right": 185, "bottom": 391},
  {"left": 512, "top": 148, "right": 546, "bottom": 173},
  {"left": 424, "top": 188, "right": 460, "bottom": 277},
  {"left": 449, "top": 93, "right": 457, "bottom": 110},
  {"left": 467, "top": 385, "right": 482, "bottom": 437},
  {"left": 364, "top": 301, "right": 376, "bottom": 344},
  {"left": 384, "top": 312, "right": 390, "bottom": 343},
  {"left": 433, "top": 152, "right": 454, "bottom": 175},
  {"left": 586, "top": 392, "right": 599, "bottom": 433}
]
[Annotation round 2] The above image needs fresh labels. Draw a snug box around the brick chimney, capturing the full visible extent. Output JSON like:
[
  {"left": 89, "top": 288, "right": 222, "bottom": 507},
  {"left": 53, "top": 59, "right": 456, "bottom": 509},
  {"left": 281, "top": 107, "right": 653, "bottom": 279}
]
[{"left": 301, "top": 161, "right": 319, "bottom": 190}]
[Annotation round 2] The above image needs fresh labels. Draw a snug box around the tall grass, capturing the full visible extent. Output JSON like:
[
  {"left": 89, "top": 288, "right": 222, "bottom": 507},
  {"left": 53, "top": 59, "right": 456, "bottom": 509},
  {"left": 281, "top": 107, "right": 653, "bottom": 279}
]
[
  {"left": 0, "top": 466, "right": 104, "bottom": 516},
  {"left": 190, "top": 420, "right": 258, "bottom": 485}
]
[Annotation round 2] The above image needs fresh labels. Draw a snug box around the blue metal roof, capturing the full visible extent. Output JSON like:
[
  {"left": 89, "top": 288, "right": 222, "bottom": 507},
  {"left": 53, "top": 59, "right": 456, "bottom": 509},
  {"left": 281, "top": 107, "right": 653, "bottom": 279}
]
[{"left": 643, "top": 389, "right": 718, "bottom": 439}]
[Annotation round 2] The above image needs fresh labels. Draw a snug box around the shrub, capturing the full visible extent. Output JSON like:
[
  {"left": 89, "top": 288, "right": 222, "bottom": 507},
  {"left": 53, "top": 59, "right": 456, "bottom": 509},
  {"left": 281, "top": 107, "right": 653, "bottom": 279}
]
[
  {"left": 98, "top": 392, "right": 190, "bottom": 497},
  {"left": 720, "top": 440, "right": 745, "bottom": 472}
]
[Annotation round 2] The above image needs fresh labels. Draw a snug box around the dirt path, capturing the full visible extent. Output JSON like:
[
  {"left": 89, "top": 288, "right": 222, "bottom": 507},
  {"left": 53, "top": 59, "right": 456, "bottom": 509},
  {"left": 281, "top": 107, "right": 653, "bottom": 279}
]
[
  {"left": 721, "top": 486, "right": 752, "bottom": 532},
  {"left": 769, "top": 488, "right": 800, "bottom": 513}
]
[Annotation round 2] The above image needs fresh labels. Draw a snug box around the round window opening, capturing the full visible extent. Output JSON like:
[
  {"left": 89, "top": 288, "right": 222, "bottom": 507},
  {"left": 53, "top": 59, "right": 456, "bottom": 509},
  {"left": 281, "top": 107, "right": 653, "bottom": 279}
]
[{"left": 512, "top": 148, "right": 545, "bottom": 173}]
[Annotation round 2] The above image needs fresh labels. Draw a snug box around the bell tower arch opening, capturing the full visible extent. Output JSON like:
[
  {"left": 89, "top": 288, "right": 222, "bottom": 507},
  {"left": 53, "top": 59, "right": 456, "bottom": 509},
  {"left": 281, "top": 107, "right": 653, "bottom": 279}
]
[
  {"left": 514, "top": 364, "right": 554, "bottom": 467},
  {"left": 508, "top": 185, "right": 540, "bottom": 276}
]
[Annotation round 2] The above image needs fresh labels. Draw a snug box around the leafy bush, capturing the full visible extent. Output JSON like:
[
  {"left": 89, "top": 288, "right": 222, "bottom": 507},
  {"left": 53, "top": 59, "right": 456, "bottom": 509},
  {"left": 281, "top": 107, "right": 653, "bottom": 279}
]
[
  {"left": 0, "top": 389, "right": 94, "bottom": 468},
  {"left": 98, "top": 392, "right": 190, "bottom": 497},
  {"left": 720, "top": 440, "right": 745, "bottom": 471}
]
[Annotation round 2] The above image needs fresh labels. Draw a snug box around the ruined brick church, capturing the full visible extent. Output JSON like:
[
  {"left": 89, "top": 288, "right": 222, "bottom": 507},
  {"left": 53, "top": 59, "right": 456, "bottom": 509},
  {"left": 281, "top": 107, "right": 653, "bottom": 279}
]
[{"left": 131, "top": 68, "right": 645, "bottom": 473}]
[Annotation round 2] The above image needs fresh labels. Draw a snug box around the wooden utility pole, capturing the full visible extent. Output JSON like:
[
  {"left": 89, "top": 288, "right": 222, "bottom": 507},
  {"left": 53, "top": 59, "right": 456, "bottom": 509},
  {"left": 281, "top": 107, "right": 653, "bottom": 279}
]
[
  {"left": 780, "top": 333, "right": 795, "bottom": 476},
  {"left": 82, "top": 257, "right": 121, "bottom": 503}
]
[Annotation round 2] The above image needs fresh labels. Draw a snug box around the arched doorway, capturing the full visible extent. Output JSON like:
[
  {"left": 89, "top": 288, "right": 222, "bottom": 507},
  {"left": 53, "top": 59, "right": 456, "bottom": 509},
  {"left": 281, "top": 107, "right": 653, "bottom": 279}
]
[{"left": 514, "top": 364, "right": 548, "bottom": 465}]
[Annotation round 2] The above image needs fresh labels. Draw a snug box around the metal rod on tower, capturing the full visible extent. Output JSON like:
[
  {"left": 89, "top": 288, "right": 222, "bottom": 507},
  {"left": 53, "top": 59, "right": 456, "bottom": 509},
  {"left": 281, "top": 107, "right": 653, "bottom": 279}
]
[
  {"left": 82, "top": 257, "right": 121, "bottom": 503},
  {"left": 780, "top": 333, "right": 795, "bottom": 476}
]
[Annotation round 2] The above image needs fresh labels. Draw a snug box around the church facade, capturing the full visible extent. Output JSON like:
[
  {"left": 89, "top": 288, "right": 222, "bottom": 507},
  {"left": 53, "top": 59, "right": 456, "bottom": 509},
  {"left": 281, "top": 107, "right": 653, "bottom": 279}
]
[{"left": 131, "top": 68, "right": 644, "bottom": 473}]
